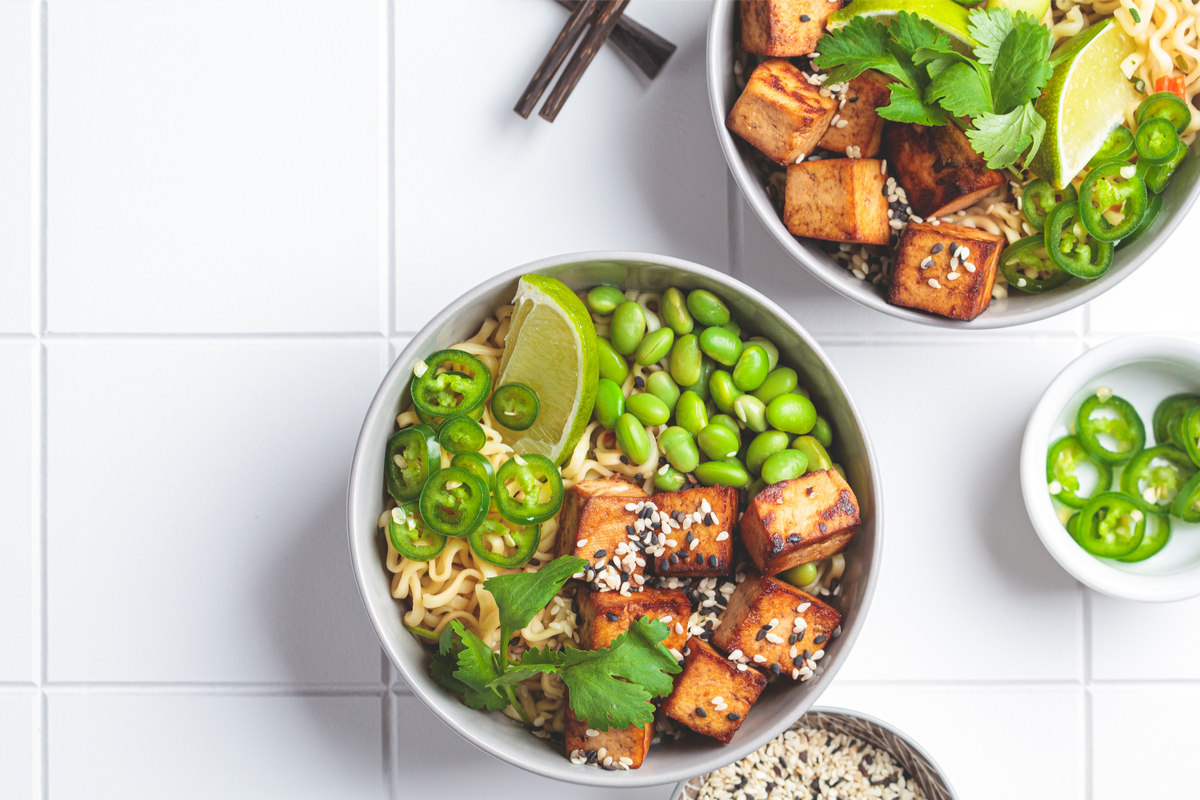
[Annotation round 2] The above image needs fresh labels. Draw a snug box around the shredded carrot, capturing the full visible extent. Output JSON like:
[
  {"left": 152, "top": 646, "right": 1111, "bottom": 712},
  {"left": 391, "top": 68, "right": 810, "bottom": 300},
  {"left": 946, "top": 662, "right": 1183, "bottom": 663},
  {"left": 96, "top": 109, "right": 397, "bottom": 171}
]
[{"left": 1154, "top": 75, "right": 1187, "bottom": 101}]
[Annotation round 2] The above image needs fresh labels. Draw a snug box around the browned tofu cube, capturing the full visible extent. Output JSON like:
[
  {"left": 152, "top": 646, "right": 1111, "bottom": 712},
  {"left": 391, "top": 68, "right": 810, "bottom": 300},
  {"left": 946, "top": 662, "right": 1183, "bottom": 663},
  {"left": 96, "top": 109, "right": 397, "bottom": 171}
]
[
  {"left": 648, "top": 486, "right": 738, "bottom": 577},
  {"left": 726, "top": 59, "right": 837, "bottom": 166},
  {"left": 784, "top": 158, "right": 890, "bottom": 246},
  {"left": 889, "top": 221, "right": 1005, "bottom": 322},
  {"left": 740, "top": 469, "right": 860, "bottom": 576},
  {"left": 662, "top": 637, "right": 767, "bottom": 743},
  {"left": 740, "top": 0, "right": 844, "bottom": 57},
  {"left": 883, "top": 122, "right": 1006, "bottom": 218},
  {"left": 576, "top": 587, "right": 692, "bottom": 654},
  {"left": 711, "top": 569, "right": 840, "bottom": 681},
  {"left": 818, "top": 71, "right": 891, "bottom": 158},
  {"left": 554, "top": 477, "right": 648, "bottom": 593},
  {"left": 565, "top": 704, "right": 653, "bottom": 769}
]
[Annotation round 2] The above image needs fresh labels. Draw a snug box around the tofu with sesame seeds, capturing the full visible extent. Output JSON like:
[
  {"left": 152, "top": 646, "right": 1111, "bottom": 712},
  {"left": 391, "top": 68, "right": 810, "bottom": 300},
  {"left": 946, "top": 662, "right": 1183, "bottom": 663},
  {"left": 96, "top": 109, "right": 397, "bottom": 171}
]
[
  {"left": 888, "top": 221, "right": 1005, "bottom": 321},
  {"left": 662, "top": 637, "right": 768, "bottom": 743},
  {"left": 817, "top": 71, "right": 891, "bottom": 158},
  {"left": 739, "top": 469, "right": 860, "bottom": 576},
  {"left": 784, "top": 159, "right": 891, "bottom": 245},
  {"left": 554, "top": 477, "right": 648, "bottom": 591},
  {"left": 883, "top": 122, "right": 1006, "bottom": 218},
  {"left": 565, "top": 703, "right": 654, "bottom": 769},
  {"left": 711, "top": 569, "right": 840, "bottom": 681},
  {"left": 576, "top": 587, "right": 692, "bottom": 652},
  {"left": 726, "top": 59, "right": 837, "bottom": 167},
  {"left": 648, "top": 486, "right": 737, "bottom": 578},
  {"left": 739, "top": 0, "right": 844, "bottom": 57}
]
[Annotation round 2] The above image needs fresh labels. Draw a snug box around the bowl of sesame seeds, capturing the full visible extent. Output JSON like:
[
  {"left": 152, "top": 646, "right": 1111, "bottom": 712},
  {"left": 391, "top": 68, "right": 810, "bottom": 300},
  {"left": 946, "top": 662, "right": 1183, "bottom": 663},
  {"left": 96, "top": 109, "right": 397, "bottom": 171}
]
[{"left": 671, "top": 707, "right": 957, "bottom": 800}]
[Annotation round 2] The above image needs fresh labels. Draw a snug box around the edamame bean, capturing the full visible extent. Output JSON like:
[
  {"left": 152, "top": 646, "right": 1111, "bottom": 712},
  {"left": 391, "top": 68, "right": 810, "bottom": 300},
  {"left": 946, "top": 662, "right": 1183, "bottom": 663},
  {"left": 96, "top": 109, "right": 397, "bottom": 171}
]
[
  {"left": 734, "top": 394, "right": 768, "bottom": 433},
  {"left": 722, "top": 319, "right": 742, "bottom": 338},
  {"left": 761, "top": 449, "right": 808, "bottom": 484},
  {"left": 669, "top": 334, "right": 702, "bottom": 386},
  {"left": 683, "top": 357, "right": 715, "bottom": 401},
  {"left": 675, "top": 391, "right": 709, "bottom": 437},
  {"left": 586, "top": 285, "right": 625, "bottom": 316},
  {"left": 597, "top": 338, "right": 630, "bottom": 385},
  {"left": 615, "top": 413, "right": 651, "bottom": 465},
  {"left": 686, "top": 289, "right": 730, "bottom": 327},
  {"left": 662, "top": 287, "right": 694, "bottom": 335},
  {"left": 710, "top": 370, "right": 743, "bottom": 415},
  {"left": 627, "top": 392, "right": 670, "bottom": 426},
  {"left": 698, "top": 423, "right": 741, "bottom": 461},
  {"left": 832, "top": 463, "right": 847, "bottom": 480},
  {"left": 593, "top": 378, "right": 625, "bottom": 429},
  {"left": 748, "top": 477, "right": 767, "bottom": 498},
  {"left": 653, "top": 465, "right": 687, "bottom": 492},
  {"left": 752, "top": 368, "right": 798, "bottom": 405},
  {"left": 699, "top": 326, "right": 744, "bottom": 367},
  {"left": 610, "top": 302, "right": 646, "bottom": 356},
  {"left": 747, "top": 430, "right": 790, "bottom": 474},
  {"left": 732, "top": 345, "right": 770, "bottom": 392},
  {"left": 766, "top": 393, "right": 817, "bottom": 434},
  {"left": 646, "top": 371, "right": 680, "bottom": 413},
  {"left": 659, "top": 426, "right": 700, "bottom": 473},
  {"left": 780, "top": 561, "right": 818, "bottom": 588},
  {"left": 709, "top": 413, "right": 740, "bottom": 433},
  {"left": 813, "top": 415, "right": 833, "bottom": 448},
  {"left": 694, "top": 460, "right": 750, "bottom": 489},
  {"left": 792, "top": 435, "right": 832, "bottom": 472},
  {"left": 635, "top": 327, "right": 674, "bottom": 366},
  {"left": 747, "top": 337, "right": 779, "bottom": 371}
]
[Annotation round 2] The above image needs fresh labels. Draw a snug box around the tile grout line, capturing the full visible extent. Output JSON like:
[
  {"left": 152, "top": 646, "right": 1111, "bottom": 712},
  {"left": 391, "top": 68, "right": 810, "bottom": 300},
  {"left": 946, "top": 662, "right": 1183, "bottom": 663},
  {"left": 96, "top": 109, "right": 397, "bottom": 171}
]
[
  {"left": 40, "top": 682, "right": 388, "bottom": 695},
  {"left": 35, "top": 1, "right": 49, "bottom": 797},
  {"left": 34, "top": 331, "right": 389, "bottom": 342},
  {"left": 383, "top": 1, "right": 398, "bottom": 794},
  {"left": 1082, "top": 588, "right": 1094, "bottom": 800}
]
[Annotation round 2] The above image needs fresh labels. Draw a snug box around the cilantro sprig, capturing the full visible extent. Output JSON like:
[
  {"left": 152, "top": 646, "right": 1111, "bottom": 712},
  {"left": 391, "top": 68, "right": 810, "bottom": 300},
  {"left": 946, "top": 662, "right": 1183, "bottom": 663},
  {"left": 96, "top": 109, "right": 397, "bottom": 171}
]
[
  {"left": 425, "top": 556, "right": 682, "bottom": 731},
  {"left": 814, "top": 8, "right": 1055, "bottom": 170}
]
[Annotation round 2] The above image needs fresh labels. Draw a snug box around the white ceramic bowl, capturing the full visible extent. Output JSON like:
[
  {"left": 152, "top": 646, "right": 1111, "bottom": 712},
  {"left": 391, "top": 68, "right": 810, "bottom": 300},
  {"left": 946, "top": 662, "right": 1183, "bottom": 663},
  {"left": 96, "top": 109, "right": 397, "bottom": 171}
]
[
  {"left": 347, "top": 251, "right": 883, "bottom": 787},
  {"left": 1021, "top": 335, "right": 1200, "bottom": 601},
  {"left": 706, "top": 0, "right": 1200, "bottom": 328}
]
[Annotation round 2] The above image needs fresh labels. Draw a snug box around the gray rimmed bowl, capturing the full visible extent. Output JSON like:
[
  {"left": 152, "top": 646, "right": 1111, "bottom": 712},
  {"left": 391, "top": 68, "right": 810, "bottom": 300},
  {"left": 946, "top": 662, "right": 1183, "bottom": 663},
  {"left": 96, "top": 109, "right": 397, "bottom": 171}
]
[
  {"left": 706, "top": 0, "right": 1200, "bottom": 329},
  {"left": 347, "top": 251, "right": 883, "bottom": 787},
  {"left": 671, "top": 706, "right": 958, "bottom": 800}
]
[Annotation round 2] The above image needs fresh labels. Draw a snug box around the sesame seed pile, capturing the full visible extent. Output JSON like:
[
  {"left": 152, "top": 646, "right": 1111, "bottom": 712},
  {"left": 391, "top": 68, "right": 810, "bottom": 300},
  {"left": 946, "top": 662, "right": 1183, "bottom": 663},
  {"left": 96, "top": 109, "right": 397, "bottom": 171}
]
[{"left": 698, "top": 727, "right": 928, "bottom": 800}]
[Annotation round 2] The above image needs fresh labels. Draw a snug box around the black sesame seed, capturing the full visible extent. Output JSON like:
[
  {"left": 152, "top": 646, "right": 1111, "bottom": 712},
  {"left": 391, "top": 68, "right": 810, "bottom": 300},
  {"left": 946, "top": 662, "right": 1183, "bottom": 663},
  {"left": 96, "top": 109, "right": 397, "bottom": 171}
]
[
  {"left": 605, "top": 612, "right": 620, "bottom": 622},
  {"left": 930, "top": 243, "right": 944, "bottom": 254},
  {"left": 695, "top": 553, "right": 704, "bottom": 564},
  {"left": 789, "top": 633, "right": 798, "bottom": 645},
  {"left": 756, "top": 628, "right": 768, "bottom": 641},
  {"left": 709, "top": 554, "right": 719, "bottom": 567},
  {"left": 770, "top": 663, "right": 781, "bottom": 675},
  {"left": 619, "top": 455, "right": 629, "bottom": 465},
  {"left": 726, "top": 712, "right": 742, "bottom": 721},
  {"left": 634, "top": 376, "right": 645, "bottom": 388},
  {"left": 686, "top": 531, "right": 695, "bottom": 543},
  {"left": 849, "top": 96, "right": 860, "bottom": 102},
  {"left": 634, "top": 473, "right": 643, "bottom": 482},
  {"left": 626, "top": 524, "right": 636, "bottom": 536},
  {"left": 803, "top": 649, "right": 812, "bottom": 659},
  {"left": 798, "top": 751, "right": 808, "bottom": 764},
  {"left": 793, "top": 655, "right": 805, "bottom": 666},
  {"left": 819, "top": 522, "right": 827, "bottom": 534},
  {"left": 786, "top": 534, "right": 801, "bottom": 544},
  {"left": 510, "top": 636, "right": 521, "bottom": 646},
  {"left": 594, "top": 549, "right": 607, "bottom": 558},
  {"left": 800, "top": 13, "right": 811, "bottom": 20},
  {"left": 949, "top": 241, "right": 959, "bottom": 254},
  {"left": 669, "top": 553, "right": 680, "bottom": 565},
  {"left": 814, "top": 634, "right": 828, "bottom": 644},
  {"left": 659, "top": 456, "right": 667, "bottom": 465},
  {"left": 700, "top": 630, "right": 714, "bottom": 639},
  {"left": 694, "top": 707, "right": 707, "bottom": 717},
  {"left": 704, "top": 513, "right": 715, "bottom": 526}
]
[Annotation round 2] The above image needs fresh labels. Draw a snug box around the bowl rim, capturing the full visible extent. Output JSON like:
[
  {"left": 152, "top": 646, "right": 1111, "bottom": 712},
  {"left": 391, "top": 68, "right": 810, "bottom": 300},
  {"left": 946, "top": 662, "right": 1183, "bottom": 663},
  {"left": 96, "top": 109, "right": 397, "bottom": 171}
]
[
  {"left": 347, "top": 250, "right": 886, "bottom": 787},
  {"left": 704, "top": 0, "right": 1200, "bottom": 330},
  {"left": 1020, "top": 334, "right": 1200, "bottom": 602}
]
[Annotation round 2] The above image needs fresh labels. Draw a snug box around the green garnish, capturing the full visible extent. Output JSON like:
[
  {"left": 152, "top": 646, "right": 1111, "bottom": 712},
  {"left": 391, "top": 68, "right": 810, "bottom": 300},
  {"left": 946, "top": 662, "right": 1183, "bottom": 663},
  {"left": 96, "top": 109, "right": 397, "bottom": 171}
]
[{"left": 1129, "top": 7, "right": 1141, "bottom": 23}]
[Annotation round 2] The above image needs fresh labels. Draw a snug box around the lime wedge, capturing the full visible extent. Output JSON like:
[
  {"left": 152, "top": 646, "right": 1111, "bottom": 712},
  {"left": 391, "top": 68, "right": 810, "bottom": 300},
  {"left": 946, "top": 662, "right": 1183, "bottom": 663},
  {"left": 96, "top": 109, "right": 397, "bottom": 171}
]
[
  {"left": 1029, "top": 19, "right": 1141, "bottom": 189},
  {"left": 496, "top": 275, "right": 598, "bottom": 464},
  {"left": 826, "top": 0, "right": 977, "bottom": 49}
]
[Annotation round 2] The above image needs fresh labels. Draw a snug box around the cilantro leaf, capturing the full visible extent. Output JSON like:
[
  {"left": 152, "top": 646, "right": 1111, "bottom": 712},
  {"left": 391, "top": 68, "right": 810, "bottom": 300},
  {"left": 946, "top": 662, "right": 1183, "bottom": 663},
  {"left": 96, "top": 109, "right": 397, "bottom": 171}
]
[
  {"left": 878, "top": 84, "right": 949, "bottom": 126},
  {"left": 968, "top": 7, "right": 1016, "bottom": 65},
  {"left": 430, "top": 625, "right": 473, "bottom": 697},
  {"left": 482, "top": 556, "right": 587, "bottom": 653},
  {"left": 888, "top": 11, "right": 951, "bottom": 75},
  {"left": 967, "top": 104, "right": 1047, "bottom": 169},
  {"left": 445, "top": 621, "right": 509, "bottom": 711},
  {"left": 812, "top": 16, "right": 903, "bottom": 86},
  {"left": 989, "top": 12, "right": 1053, "bottom": 113},
  {"left": 926, "top": 61, "right": 992, "bottom": 118},
  {"left": 487, "top": 646, "right": 567, "bottom": 689}
]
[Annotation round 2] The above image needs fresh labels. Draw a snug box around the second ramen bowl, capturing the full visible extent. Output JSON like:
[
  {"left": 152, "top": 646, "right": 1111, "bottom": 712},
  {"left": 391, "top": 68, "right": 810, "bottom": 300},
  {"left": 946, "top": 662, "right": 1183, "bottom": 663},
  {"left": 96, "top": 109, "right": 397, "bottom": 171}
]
[{"left": 347, "top": 252, "right": 883, "bottom": 787}]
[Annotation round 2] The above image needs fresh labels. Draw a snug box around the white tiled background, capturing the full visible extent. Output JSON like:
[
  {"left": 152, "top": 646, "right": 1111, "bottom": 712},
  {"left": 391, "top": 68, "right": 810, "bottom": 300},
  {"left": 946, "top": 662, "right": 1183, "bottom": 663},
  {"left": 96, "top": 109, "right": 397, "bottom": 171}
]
[{"left": 2, "top": 0, "right": 1197, "bottom": 797}]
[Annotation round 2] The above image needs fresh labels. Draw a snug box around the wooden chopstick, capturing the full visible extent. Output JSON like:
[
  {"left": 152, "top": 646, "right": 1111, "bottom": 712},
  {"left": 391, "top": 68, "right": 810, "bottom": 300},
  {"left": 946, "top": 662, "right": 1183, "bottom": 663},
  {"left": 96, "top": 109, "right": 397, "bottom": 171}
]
[
  {"left": 553, "top": 0, "right": 676, "bottom": 79},
  {"left": 514, "top": 0, "right": 601, "bottom": 119},
  {"left": 539, "top": 0, "right": 631, "bottom": 122}
]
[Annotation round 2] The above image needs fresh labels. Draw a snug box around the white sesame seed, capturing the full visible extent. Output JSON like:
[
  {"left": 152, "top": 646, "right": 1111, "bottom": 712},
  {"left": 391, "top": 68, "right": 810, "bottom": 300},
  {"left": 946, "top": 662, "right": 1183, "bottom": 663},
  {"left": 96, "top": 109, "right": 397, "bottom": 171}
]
[
  {"left": 947, "top": 272, "right": 960, "bottom": 281},
  {"left": 753, "top": 654, "right": 767, "bottom": 663},
  {"left": 795, "top": 152, "right": 806, "bottom": 164},
  {"left": 728, "top": 650, "right": 743, "bottom": 661},
  {"left": 920, "top": 256, "right": 933, "bottom": 269},
  {"left": 603, "top": 756, "right": 613, "bottom": 766},
  {"left": 889, "top": 219, "right": 904, "bottom": 229},
  {"left": 835, "top": 119, "right": 848, "bottom": 128},
  {"left": 766, "top": 633, "right": 785, "bottom": 644},
  {"left": 625, "top": 503, "right": 638, "bottom": 511},
  {"left": 928, "top": 278, "right": 941, "bottom": 289},
  {"left": 712, "top": 696, "right": 724, "bottom": 705},
  {"left": 797, "top": 603, "right": 811, "bottom": 613},
  {"left": 964, "top": 262, "right": 976, "bottom": 273},
  {"left": 619, "top": 756, "right": 633, "bottom": 766},
  {"left": 586, "top": 728, "right": 600, "bottom": 737},
  {"left": 768, "top": 618, "right": 779, "bottom": 629},
  {"left": 576, "top": 539, "right": 587, "bottom": 548},
  {"left": 880, "top": 159, "right": 887, "bottom": 175},
  {"left": 689, "top": 538, "right": 700, "bottom": 551},
  {"left": 812, "top": 649, "right": 825, "bottom": 660},
  {"left": 676, "top": 622, "right": 685, "bottom": 635},
  {"left": 792, "top": 668, "right": 801, "bottom": 679}
]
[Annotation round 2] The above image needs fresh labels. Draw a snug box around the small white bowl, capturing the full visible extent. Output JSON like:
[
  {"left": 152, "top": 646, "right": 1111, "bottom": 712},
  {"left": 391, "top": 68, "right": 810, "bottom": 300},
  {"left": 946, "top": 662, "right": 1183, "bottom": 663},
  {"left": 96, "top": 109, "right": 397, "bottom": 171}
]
[{"left": 1021, "top": 335, "right": 1200, "bottom": 602}]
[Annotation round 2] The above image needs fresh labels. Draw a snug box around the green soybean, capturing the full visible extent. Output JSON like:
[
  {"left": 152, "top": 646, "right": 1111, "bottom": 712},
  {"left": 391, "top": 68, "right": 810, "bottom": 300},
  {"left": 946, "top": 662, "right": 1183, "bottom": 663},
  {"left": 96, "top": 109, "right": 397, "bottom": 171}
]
[
  {"left": 669, "top": 334, "right": 702, "bottom": 386},
  {"left": 610, "top": 302, "right": 646, "bottom": 356},
  {"left": 597, "top": 338, "right": 630, "bottom": 385},
  {"left": 699, "top": 326, "right": 744, "bottom": 367},
  {"left": 732, "top": 345, "right": 770, "bottom": 392},
  {"left": 593, "top": 378, "right": 625, "bottom": 428},
  {"left": 698, "top": 423, "right": 741, "bottom": 461},
  {"left": 748, "top": 477, "right": 767, "bottom": 498},
  {"left": 675, "top": 391, "right": 709, "bottom": 437},
  {"left": 615, "top": 413, "right": 651, "bottom": 464},
  {"left": 734, "top": 395, "right": 768, "bottom": 433},
  {"left": 792, "top": 435, "right": 832, "bottom": 472},
  {"left": 635, "top": 327, "right": 674, "bottom": 366},
  {"left": 686, "top": 289, "right": 730, "bottom": 327},
  {"left": 766, "top": 393, "right": 817, "bottom": 434},
  {"left": 747, "top": 430, "right": 790, "bottom": 474},
  {"left": 813, "top": 415, "right": 833, "bottom": 448},
  {"left": 747, "top": 337, "right": 779, "bottom": 371},
  {"left": 694, "top": 460, "right": 750, "bottom": 489},
  {"left": 709, "top": 414, "right": 740, "bottom": 433},
  {"left": 662, "top": 287, "right": 694, "bottom": 335},
  {"left": 783, "top": 561, "right": 818, "bottom": 587},
  {"left": 646, "top": 371, "right": 680, "bottom": 413},
  {"left": 761, "top": 449, "right": 808, "bottom": 485},
  {"left": 753, "top": 368, "right": 798, "bottom": 405},
  {"left": 832, "top": 463, "right": 847, "bottom": 480},
  {"left": 722, "top": 319, "right": 742, "bottom": 338},
  {"left": 710, "top": 370, "right": 743, "bottom": 415},
  {"left": 586, "top": 285, "right": 626, "bottom": 316},
  {"left": 627, "top": 393, "right": 670, "bottom": 426},
  {"left": 683, "top": 357, "right": 715, "bottom": 401},
  {"left": 659, "top": 426, "right": 700, "bottom": 473},
  {"left": 653, "top": 465, "right": 687, "bottom": 492}
]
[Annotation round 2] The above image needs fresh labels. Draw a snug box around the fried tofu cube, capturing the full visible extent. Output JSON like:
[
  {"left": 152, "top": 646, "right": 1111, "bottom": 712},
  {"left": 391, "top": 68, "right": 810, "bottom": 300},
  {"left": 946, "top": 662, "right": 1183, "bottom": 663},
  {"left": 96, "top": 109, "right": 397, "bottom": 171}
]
[
  {"left": 817, "top": 71, "right": 891, "bottom": 157},
  {"left": 554, "top": 478, "right": 648, "bottom": 592},
  {"left": 711, "top": 569, "right": 840, "bottom": 681},
  {"left": 662, "top": 637, "right": 768, "bottom": 743},
  {"left": 883, "top": 122, "right": 1006, "bottom": 218},
  {"left": 784, "top": 159, "right": 890, "bottom": 245},
  {"left": 739, "top": 469, "right": 860, "bottom": 576},
  {"left": 565, "top": 704, "right": 653, "bottom": 769},
  {"left": 649, "top": 486, "right": 738, "bottom": 577},
  {"left": 726, "top": 59, "right": 837, "bottom": 166},
  {"left": 576, "top": 587, "right": 692, "bottom": 653},
  {"left": 740, "top": 0, "right": 844, "bottom": 57},
  {"left": 889, "top": 221, "right": 1005, "bottom": 321}
]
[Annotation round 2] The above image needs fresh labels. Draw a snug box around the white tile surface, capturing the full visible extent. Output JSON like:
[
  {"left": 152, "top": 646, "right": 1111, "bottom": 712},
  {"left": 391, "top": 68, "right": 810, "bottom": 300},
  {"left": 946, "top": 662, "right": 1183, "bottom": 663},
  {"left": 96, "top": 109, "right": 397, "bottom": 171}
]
[
  {"left": 394, "top": 0, "right": 729, "bottom": 333},
  {"left": 46, "top": 341, "right": 387, "bottom": 684},
  {"left": 47, "top": 0, "right": 382, "bottom": 334},
  {"left": 0, "top": 1, "right": 34, "bottom": 333},
  {"left": 0, "top": 693, "right": 36, "bottom": 800},
  {"left": 1090, "top": 590, "right": 1200, "bottom": 680},
  {"left": 1092, "top": 685, "right": 1200, "bottom": 800},
  {"left": 824, "top": 341, "right": 1085, "bottom": 681},
  {"left": 49, "top": 694, "right": 384, "bottom": 800},
  {"left": 0, "top": 344, "right": 35, "bottom": 682}
]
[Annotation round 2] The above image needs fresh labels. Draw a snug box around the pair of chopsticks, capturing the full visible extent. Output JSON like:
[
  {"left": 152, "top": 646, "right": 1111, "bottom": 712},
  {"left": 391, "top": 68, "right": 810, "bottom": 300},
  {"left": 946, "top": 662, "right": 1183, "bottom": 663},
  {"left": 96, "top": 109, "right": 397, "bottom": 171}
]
[{"left": 515, "top": 0, "right": 675, "bottom": 122}]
